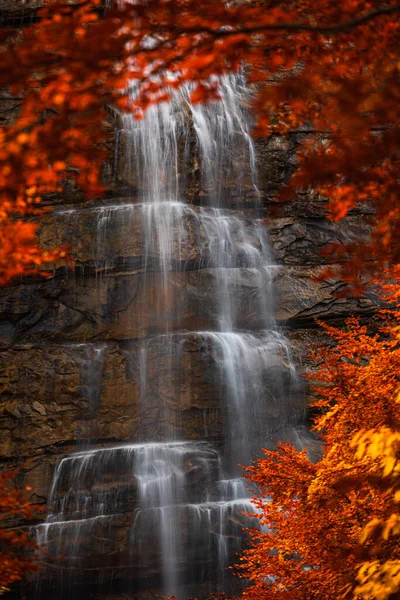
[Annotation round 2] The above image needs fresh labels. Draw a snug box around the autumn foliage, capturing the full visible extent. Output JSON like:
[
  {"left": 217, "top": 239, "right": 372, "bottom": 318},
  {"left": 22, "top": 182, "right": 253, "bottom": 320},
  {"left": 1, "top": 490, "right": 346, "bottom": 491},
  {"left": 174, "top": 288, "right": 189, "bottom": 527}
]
[
  {"left": 113, "top": 0, "right": 400, "bottom": 277},
  {"left": 351, "top": 426, "right": 400, "bottom": 600},
  {"left": 236, "top": 276, "right": 400, "bottom": 599},
  {"left": 0, "top": 470, "right": 42, "bottom": 594},
  {"left": 0, "top": 0, "right": 134, "bottom": 283},
  {"left": 1, "top": 0, "right": 400, "bottom": 281},
  {"left": 1, "top": 1, "right": 400, "bottom": 596}
]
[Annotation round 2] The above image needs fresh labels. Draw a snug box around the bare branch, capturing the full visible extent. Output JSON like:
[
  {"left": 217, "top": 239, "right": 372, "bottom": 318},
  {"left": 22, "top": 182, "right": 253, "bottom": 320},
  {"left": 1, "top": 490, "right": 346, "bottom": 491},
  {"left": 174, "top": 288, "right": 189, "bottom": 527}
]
[{"left": 167, "top": 4, "right": 400, "bottom": 37}]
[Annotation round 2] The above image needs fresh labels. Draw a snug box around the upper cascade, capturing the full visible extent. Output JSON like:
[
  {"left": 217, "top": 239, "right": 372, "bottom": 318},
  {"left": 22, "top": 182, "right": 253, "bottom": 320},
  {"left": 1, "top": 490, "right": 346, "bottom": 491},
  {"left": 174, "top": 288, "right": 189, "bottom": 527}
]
[{"left": 122, "top": 74, "right": 259, "bottom": 205}]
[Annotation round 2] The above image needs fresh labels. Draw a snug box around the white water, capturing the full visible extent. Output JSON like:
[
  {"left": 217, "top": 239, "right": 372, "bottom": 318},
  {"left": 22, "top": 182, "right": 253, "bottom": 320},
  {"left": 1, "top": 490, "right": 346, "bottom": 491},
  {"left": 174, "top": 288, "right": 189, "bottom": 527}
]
[
  {"left": 36, "top": 75, "right": 306, "bottom": 598},
  {"left": 36, "top": 442, "right": 259, "bottom": 594}
]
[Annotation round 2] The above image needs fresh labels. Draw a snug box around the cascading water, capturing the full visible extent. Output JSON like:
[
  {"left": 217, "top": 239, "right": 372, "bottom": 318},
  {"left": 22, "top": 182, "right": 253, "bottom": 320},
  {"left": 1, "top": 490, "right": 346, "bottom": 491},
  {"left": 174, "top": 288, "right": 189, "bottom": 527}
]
[{"left": 35, "top": 74, "right": 309, "bottom": 599}]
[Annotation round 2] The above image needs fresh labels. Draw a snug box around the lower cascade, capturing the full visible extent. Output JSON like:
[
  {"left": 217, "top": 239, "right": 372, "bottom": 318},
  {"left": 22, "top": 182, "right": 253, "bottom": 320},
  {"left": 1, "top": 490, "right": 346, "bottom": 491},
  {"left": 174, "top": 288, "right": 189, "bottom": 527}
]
[
  {"left": 36, "top": 442, "right": 259, "bottom": 596},
  {"left": 34, "top": 75, "right": 312, "bottom": 598}
]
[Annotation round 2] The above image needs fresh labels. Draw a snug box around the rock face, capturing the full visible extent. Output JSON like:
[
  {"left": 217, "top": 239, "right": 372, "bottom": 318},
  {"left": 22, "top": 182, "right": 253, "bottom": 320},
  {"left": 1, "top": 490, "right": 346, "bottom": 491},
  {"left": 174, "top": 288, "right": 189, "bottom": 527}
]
[
  {"left": 0, "top": 75, "right": 378, "bottom": 600},
  {"left": 0, "top": 0, "right": 86, "bottom": 22}
]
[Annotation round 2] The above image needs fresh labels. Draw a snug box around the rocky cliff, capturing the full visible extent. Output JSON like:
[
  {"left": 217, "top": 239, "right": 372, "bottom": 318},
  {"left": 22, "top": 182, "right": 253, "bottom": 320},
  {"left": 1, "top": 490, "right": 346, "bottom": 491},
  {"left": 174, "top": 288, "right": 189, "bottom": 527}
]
[{"left": 0, "top": 124, "right": 376, "bottom": 464}]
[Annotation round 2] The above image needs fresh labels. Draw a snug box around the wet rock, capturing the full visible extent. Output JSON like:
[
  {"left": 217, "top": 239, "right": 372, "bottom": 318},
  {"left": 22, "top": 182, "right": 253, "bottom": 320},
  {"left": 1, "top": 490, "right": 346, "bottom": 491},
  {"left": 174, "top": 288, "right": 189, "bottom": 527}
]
[
  {"left": 274, "top": 266, "right": 379, "bottom": 324},
  {"left": 0, "top": 95, "right": 22, "bottom": 127},
  {"left": 32, "top": 401, "right": 47, "bottom": 416},
  {"left": 0, "top": 0, "right": 82, "bottom": 21},
  {"left": 269, "top": 215, "right": 372, "bottom": 265},
  {"left": 4, "top": 401, "right": 21, "bottom": 419},
  {"left": 0, "top": 264, "right": 378, "bottom": 347},
  {"left": 0, "top": 328, "right": 307, "bottom": 469}
]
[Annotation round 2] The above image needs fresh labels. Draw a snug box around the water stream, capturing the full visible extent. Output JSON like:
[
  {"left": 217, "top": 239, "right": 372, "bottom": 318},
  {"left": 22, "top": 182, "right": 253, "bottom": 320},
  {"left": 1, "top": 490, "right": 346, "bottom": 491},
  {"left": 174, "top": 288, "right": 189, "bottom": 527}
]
[{"left": 35, "top": 75, "right": 307, "bottom": 598}]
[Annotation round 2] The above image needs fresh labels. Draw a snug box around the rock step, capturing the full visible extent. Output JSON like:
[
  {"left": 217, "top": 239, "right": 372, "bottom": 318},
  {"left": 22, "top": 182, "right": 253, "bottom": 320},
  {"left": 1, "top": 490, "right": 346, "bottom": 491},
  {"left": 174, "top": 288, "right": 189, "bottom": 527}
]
[{"left": 37, "top": 200, "right": 271, "bottom": 271}]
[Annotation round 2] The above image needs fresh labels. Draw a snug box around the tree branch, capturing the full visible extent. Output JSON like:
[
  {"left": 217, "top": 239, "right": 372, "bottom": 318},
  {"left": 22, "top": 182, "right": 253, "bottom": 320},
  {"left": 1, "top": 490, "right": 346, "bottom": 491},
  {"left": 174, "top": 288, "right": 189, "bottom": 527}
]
[{"left": 168, "top": 4, "right": 400, "bottom": 37}]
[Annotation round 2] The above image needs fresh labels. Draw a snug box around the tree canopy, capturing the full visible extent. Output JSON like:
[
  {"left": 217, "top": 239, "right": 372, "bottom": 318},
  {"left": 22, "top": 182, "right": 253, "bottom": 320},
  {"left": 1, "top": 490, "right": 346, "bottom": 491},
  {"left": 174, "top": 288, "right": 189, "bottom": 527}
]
[{"left": 1, "top": 0, "right": 399, "bottom": 282}]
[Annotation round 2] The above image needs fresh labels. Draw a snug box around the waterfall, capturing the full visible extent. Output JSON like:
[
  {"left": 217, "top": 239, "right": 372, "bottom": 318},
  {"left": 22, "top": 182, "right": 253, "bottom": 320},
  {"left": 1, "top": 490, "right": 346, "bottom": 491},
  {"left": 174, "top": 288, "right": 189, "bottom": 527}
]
[
  {"left": 36, "top": 442, "right": 259, "bottom": 595},
  {"left": 35, "top": 75, "right": 308, "bottom": 598}
]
